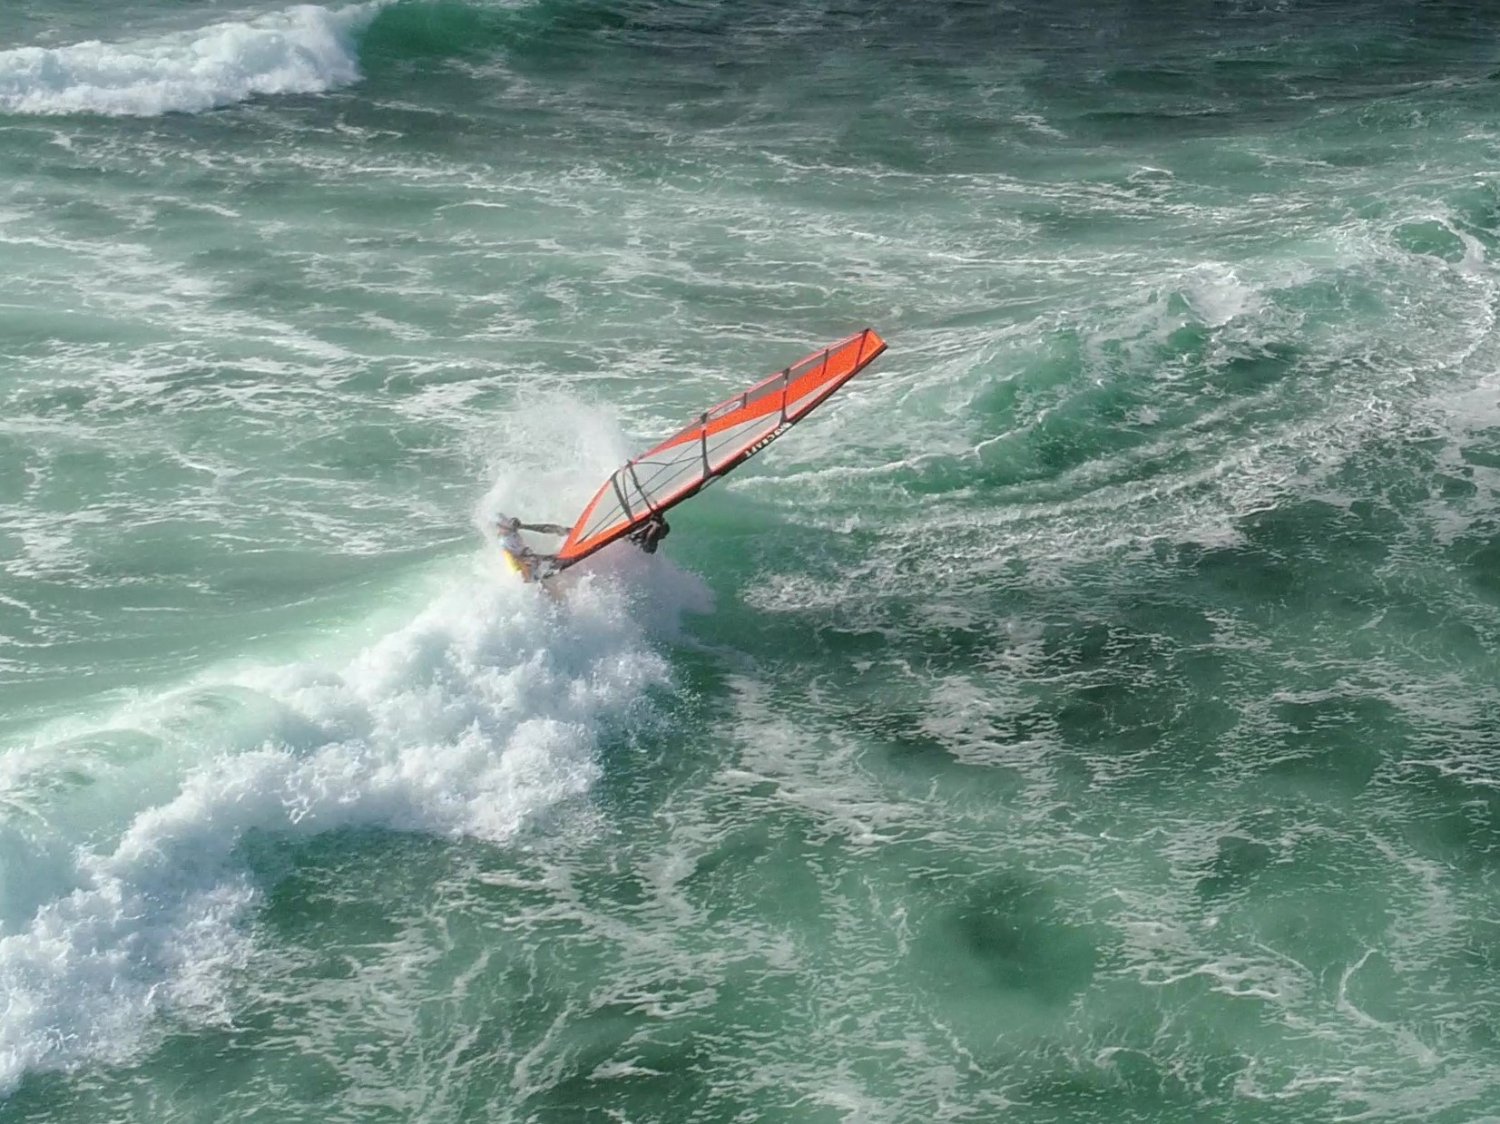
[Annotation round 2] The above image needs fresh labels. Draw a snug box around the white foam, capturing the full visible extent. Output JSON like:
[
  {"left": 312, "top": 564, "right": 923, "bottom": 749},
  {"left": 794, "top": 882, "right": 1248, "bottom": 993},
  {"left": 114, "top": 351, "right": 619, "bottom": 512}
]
[
  {"left": 0, "top": 4, "right": 377, "bottom": 118},
  {"left": 0, "top": 550, "right": 674, "bottom": 1092},
  {"left": 1181, "top": 263, "right": 1263, "bottom": 327}
]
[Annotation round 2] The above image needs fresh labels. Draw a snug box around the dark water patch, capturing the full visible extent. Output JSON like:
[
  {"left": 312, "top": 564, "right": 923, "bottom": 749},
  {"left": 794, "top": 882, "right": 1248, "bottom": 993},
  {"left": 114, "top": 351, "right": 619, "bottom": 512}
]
[
  {"left": 1398, "top": 786, "right": 1500, "bottom": 870},
  {"left": 1047, "top": 678, "right": 1167, "bottom": 761},
  {"left": 524, "top": 1039, "right": 726, "bottom": 1124},
  {"left": 0, "top": 1068, "right": 107, "bottom": 1123},
  {"left": 914, "top": 871, "right": 1098, "bottom": 1005},
  {"left": 1353, "top": 593, "right": 1489, "bottom": 667},
  {"left": 343, "top": 0, "right": 1500, "bottom": 167},
  {"left": 698, "top": 531, "right": 1038, "bottom": 676},
  {"left": 1337, "top": 499, "right": 1405, "bottom": 566},
  {"left": 1459, "top": 429, "right": 1500, "bottom": 471},
  {"left": 965, "top": 332, "right": 1080, "bottom": 434},
  {"left": 1433, "top": 469, "right": 1479, "bottom": 500},
  {"left": 677, "top": 820, "right": 774, "bottom": 896},
  {"left": 25, "top": 445, "right": 134, "bottom": 514},
  {"left": 356, "top": 0, "right": 710, "bottom": 85},
  {"left": 357, "top": 0, "right": 517, "bottom": 67},
  {"left": 761, "top": 584, "right": 1257, "bottom": 791},
  {"left": 188, "top": 242, "right": 273, "bottom": 276},
  {"left": 1186, "top": 498, "right": 1380, "bottom": 610},
  {"left": 1025, "top": 392, "right": 1149, "bottom": 479},
  {"left": 1441, "top": 181, "right": 1500, "bottom": 246},
  {"left": 1259, "top": 694, "right": 1397, "bottom": 797},
  {"left": 1393, "top": 219, "right": 1470, "bottom": 264},
  {"left": 1224, "top": 825, "right": 1406, "bottom": 947},
  {"left": 841, "top": 700, "right": 1036, "bottom": 798},
  {"left": 1176, "top": 539, "right": 1340, "bottom": 639},
  {"left": 238, "top": 832, "right": 737, "bottom": 1121},
  {"left": 378, "top": 0, "right": 771, "bottom": 80},
  {"left": 1008, "top": 1038, "right": 1261, "bottom": 1122},
  {"left": 0, "top": 306, "right": 152, "bottom": 351},
  {"left": 248, "top": 829, "right": 444, "bottom": 948},
  {"left": 1460, "top": 918, "right": 1500, "bottom": 981},
  {"left": 1276, "top": 272, "right": 1388, "bottom": 322},
  {"left": 1205, "top": 341, "right": 1302, "bottom": 397},
  {"left": 1074, "top": 107, "right": 1238, "bottom": 142},
  {"left": 733, "top": 612, "right": 893, "bottom": 670},
  {"left": 855, "top": 705, "right": 975, "bottom": 764},
  {"left": 0, "top": 435, "right": 33, "bottom": 507},
  {"left": 679, "top": 816, "right": 828, "bottom": 928},
  {"left": 1337, "top": 948, "right": 1408, "bottom": 1024},
  {"left": 26, "top": 1021, "right": 350, "bottom": 1123},
  {"left": 1034, "top": 617, "right": 1164, "bottom": 678},
  {"left": 1319, "top": 141, "right": 1408, "bottom": 169},
  {"left": 960, "top": 321, "right": 1314, "bottom": 498},
  {"left": 1033, "top": 644, "right": 1227, "bottom": 785},
  {"left": 1103, "top": 65, "right": 1200, "bottom": 95},
  {"left": 209, "top": 547, "right": 424, "bottom": 601},
  {"left": 125, "top": 363, "right": 280, "bottom": 413},
  {"left": 966, "top": 401, "right": 1156, "bottom": 494},
  {"left": 1391, "top": 759, "right": 1500, "bottom": 873},
  {"left": 10, "top": 384, "right": 94, "bottom": 419},
  {"left": 252, "top": 829, "right": 494, "bottom": 931},
  {"left": 901, "top": 617, "right": 1009, "bottom": 671},
  {"left": 1196, "top": 833, "right": 1275, "bottom": 900},
  {"left": 1450, "top": 520, "right": 1500, "bottom": 605},
  {"left": 295, "top": 422, "right": 437, "bottom": 480}
]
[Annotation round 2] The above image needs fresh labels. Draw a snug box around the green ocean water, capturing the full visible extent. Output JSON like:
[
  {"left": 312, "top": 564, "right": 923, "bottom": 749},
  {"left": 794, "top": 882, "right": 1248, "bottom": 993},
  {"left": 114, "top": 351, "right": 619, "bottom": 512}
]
[{"left": 3, "top": 0, "right": 1500, "bottom": 1119}]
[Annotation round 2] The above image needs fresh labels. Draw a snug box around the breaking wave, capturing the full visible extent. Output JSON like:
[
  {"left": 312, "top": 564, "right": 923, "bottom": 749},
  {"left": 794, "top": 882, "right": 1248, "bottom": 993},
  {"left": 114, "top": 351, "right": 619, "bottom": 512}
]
[
  {"left": 0, "top": 4, "right": 378, "bottom": 117},
  {"left": 0, "top": 556, "right": 671, "bottom": 1093}
]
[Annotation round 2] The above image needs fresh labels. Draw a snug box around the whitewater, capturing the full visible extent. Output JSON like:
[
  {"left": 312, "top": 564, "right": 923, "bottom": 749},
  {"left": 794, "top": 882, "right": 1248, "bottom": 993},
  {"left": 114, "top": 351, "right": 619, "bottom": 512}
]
[
  {"left": 0, "top": 5, "right": 374, "bottom": 117},
  {"left": 3, "top": 0, "right": 1500, "bottom": 1121}
]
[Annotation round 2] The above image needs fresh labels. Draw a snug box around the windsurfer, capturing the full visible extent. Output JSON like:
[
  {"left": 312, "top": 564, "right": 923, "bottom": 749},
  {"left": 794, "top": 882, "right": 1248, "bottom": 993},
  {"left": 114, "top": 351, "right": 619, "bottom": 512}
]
[
  {"left": 499, "top": 330, "right": 884, "bottom": 579},
  {"left": 494, "top": 516, "right": 563, "bottom": 582},
  {"left": 495, "top": 513, "right": 667, "bottom": 581},
  {"left": 628, "top": 515, "right": 670, "bottom": 554}
]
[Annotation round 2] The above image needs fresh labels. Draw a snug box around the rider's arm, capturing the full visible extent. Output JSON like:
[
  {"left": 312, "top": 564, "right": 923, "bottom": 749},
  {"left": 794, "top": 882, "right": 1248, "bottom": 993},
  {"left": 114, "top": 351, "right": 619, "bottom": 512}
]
[{"left": 518, "top": 521, "right": 570, "bottom": 536}]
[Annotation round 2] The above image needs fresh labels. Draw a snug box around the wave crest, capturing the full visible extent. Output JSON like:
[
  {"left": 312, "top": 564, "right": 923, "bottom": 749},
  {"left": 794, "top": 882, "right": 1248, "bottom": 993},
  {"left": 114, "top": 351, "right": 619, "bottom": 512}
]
[{"left": 0, "top": 4, "right": 377, "bottom": 118}]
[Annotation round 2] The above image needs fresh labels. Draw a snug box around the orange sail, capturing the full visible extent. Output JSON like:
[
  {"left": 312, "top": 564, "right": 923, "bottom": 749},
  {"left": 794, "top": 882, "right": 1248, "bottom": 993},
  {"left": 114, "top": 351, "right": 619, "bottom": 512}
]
[{"left": 555, "top": 328, "right": 887, "bottom": 570}]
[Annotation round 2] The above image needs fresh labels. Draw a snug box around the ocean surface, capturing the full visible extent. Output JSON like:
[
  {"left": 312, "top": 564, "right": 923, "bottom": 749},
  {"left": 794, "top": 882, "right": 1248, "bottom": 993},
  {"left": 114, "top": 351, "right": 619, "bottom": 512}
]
[{"left": 2, "top": 0, "right": 1500, "bottom": 1120}]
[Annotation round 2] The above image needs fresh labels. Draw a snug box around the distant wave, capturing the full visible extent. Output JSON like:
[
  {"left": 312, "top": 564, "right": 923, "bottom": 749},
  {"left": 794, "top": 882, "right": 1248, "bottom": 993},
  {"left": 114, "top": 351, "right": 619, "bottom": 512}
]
[{"left": 0, "top": 4, "right": 380, "bottom": 117}]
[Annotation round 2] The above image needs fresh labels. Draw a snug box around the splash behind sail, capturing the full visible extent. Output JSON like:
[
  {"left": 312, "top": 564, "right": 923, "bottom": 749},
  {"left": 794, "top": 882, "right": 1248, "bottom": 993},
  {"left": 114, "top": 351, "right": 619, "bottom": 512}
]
[{"left": 555, "top": 328, "right": 887, "bottom": 570}]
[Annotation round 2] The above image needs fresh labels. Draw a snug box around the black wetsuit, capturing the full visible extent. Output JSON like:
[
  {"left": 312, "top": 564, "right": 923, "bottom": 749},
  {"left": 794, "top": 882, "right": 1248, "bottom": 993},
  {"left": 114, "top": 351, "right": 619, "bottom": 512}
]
[{"left": 628, "top": 515, "right": 670, "bottom": 554}]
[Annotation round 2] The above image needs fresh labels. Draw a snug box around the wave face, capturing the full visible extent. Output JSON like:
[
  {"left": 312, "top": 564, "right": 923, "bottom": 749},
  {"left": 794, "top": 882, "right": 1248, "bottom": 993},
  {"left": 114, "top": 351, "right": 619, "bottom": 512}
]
[{"left": 0, "top": 4, "right": 374, "bottom": 117}]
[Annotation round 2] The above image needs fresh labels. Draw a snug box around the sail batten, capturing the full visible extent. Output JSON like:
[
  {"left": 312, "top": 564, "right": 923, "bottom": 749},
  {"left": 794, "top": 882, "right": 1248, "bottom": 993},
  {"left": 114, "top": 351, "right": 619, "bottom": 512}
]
[{"left": 555, "top": 328, "right": 888, "bottom": 568}]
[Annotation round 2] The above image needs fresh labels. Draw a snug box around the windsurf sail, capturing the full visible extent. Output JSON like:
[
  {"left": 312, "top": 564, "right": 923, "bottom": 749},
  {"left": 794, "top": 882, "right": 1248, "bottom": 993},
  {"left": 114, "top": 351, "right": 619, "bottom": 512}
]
[{"left": 552, "top": 328, "right": 887, "bottom": 571}]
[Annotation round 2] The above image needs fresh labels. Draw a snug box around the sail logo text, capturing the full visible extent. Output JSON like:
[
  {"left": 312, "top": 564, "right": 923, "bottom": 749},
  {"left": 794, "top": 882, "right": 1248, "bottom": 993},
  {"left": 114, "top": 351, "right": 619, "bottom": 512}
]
[{"left": 744, "top": 423, "right": 791, "bottom": 459}]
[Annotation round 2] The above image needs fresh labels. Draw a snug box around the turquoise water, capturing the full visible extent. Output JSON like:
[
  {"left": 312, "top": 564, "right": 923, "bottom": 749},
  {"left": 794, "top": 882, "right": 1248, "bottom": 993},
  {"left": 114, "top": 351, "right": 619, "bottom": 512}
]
[{"left": 3, "top": 1, "right": 1500, "bottom": 1119}]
